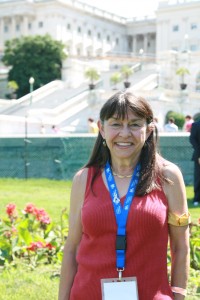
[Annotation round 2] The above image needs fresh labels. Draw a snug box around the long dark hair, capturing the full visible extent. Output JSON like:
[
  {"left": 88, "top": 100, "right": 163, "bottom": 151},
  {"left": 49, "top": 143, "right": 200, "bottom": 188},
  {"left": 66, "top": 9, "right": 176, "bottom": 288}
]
[{"left": 84, "top": 91, "right": 162, "bottom": 196}]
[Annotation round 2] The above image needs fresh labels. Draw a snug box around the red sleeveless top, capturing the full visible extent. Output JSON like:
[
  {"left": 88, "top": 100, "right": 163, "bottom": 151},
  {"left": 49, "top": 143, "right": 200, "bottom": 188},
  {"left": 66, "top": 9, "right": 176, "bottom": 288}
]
[{"left": 70, "top": 167, "right": 173, "bottom": 300}]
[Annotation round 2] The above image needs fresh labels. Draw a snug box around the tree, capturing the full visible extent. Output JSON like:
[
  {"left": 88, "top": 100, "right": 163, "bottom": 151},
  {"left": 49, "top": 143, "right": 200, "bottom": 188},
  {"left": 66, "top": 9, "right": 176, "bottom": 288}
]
[
  {"left": 2, "top": 35, "right": 67, "bottom": 97},
  {"left": 110, "top": 72, "right": 121, "bottom": 90},
  {"left": 120, "top": 65, "right": 133, "bottom": 88},
  {"left": 7, "top": 80, "right": 19, "bottom": 99},
  {"left": 176, "top": 67, "right": 190, "bottom": 84},
  {"left": 176, "top": 67, "right": 190, "bottom": 90},
  {"left": 84, "top": 67, "right": 100, "bottom": 89}
]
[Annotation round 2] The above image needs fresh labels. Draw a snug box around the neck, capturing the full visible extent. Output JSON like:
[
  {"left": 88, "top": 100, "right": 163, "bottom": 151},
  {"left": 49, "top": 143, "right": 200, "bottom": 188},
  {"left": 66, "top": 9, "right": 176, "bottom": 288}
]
[
  {"left": 110, "top": 158, "right": 139, "bottom": 179},
  {"left": 111, "top": 168, "right": 133, "bottom": 179},
  {"left": 111, "top": 158, "right": 139, "bottom": 173}
]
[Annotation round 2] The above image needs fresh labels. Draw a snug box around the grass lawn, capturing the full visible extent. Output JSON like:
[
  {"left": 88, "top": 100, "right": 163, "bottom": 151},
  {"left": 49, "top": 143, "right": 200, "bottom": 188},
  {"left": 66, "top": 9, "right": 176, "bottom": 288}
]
[
  {"left": 0, "top": 178, "right": 199, "bottom": 299},
  {"left": 0, "top": 178, "right": 72, "bottom": 223},
  {"left": 0, "top": 264, "right": 60, "bottom": 300}
]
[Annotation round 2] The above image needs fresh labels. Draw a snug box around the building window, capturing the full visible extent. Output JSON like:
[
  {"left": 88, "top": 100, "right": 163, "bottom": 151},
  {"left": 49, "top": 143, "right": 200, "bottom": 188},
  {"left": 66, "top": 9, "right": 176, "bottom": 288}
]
[
  {"left": 190, "top": 44, "right": 198, "bottom": 51},
  {"left": 191, "top": 23, "right": 197, "bottom": 30},
  {"left": 88, "top": 29, "right": 91, "bottom": 36},
  {"left": 172, "top": 25, "right": 179, "bottom": 32},
  {"left": 107, "top": 35, "right": 110, "bottom": 42},
  {"left": 77, "top": 48, "right": 81, "bottom": 56},
  {"left": 16, "top": 24, "right": 20, "bottom": 32},
  {"left": 77, "top": 26, "right": 81, "bottom": 33},
  {"left": 116, "top": 37, "right": 119, "bottom": 45},
  {"left": 38, "top": 21, "right": 43, "bottom": 28},
  {"left": 28, "top": 23, "right": 32, "bottom": 30},
  {"left": 67, "top": 23, "right": 71, "bottom": 30},
  {"left": 196, "top": 72, "right": 200, "bottom": 91},
  {"left": 4, "top": 25, "right": 9, "bottom": 33}
]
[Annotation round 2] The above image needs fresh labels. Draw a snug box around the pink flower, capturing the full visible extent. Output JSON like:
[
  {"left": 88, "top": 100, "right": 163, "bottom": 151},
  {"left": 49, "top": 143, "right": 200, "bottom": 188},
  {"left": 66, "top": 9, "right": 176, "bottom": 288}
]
[
  {"left": 40, "top": 215, "right": 51, "bottom": 225},
  {"left": 27, "top": 241, "right": 44, "bottom": 252},
  {"left": 24, "top": 203, "right": 36, "bottom": 214},
  {"left": 24, "top": 203, "right": 51, "bottom": 225},
  {"left": 45, "top": 243, "right": 55, "bottom": 250},
  {"left": 3, "top": 231, "right": 11, "bottom": 238},
  {"left": 6, "top": 203, "right": 17, "bottom": 217},
  {"left": 34, "top": 208, "right": 45, "bottom": 219},
  {"left": 34, "top": 208, "right": 51, "bottom": 224}
]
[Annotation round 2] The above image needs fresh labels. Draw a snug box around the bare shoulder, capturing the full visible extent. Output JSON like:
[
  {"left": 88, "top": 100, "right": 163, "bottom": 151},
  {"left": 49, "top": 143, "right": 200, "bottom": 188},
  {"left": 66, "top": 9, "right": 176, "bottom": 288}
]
[
  {"left": 73, "top": 168, "right": 88, "bottom": 185},
  {"left": 161, "top": 160, "right": 187, "bottom": 213},
  {"left": 161, "top": 160, "right": 183, "bottom": 183},
  {"left": 71, "top": 168, "right": 88, "bottom": 198}
]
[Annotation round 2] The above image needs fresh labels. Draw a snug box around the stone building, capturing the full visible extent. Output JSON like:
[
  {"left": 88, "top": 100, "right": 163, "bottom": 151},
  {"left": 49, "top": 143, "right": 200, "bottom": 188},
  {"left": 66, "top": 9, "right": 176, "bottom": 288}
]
[
  {"left": 0, "top": 0, "right": 157, "bottom": 58},
  {"left": 0, "top": 0, "right": 200, "bottom": 92}
]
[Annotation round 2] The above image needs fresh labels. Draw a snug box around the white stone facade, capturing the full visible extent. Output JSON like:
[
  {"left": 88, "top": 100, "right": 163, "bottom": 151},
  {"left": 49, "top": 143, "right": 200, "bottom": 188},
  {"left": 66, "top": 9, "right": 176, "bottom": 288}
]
[
  {"left": 1, "top": 0, "right": 200, "bottom": 58},
  {"left": 156, "top": 0, "right": 200, "bottom": 53},
  {"left": 0, "top": 0, "right": 200, "bottom": 93},
  {"left": 0, "top": 0, "right": 157, "bottom": 58}
]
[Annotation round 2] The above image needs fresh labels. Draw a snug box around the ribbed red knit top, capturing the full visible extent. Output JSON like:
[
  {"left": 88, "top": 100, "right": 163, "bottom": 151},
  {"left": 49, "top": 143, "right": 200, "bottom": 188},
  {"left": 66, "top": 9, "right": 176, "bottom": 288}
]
[{"left": 70, "top": 167, "right": 173, "bottom": 300}]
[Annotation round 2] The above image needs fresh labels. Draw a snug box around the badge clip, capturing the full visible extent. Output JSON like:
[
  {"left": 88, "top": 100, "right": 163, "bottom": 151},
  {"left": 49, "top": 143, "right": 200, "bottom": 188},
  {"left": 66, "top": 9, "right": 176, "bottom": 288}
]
[{"left": 117, "top": 268, "right": 124, "bottom": 281}]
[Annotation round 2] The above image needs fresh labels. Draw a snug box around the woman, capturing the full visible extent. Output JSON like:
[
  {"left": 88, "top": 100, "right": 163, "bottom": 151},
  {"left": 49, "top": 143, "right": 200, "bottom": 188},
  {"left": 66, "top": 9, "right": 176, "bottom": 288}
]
[{"left": 59, "top": 92, "right": 190, "bottom": 300}]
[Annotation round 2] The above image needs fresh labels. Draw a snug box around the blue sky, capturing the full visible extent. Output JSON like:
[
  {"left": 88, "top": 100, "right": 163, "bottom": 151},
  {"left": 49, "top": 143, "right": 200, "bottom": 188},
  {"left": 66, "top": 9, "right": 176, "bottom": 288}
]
[{"left": 80, "top": 0, "right": 160, "bottom": 18}]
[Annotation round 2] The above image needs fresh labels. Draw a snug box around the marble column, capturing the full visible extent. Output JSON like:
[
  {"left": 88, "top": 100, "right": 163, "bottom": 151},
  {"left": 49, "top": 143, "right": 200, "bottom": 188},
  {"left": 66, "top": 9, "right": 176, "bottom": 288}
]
[
  {"left": 132, "top": 35, "right": 136, "bottom": 54},
  {"left": 144, "top": 33, "right": 148, "bottom": 53},
  {"left": 23, "top": 16, "right": 28, "bottom": 36},
  {"left": 11, "top": 16, "right": 16, "bottom": 38},
  {"left": 0, "top": 18, "right": 4, "bottom": 50}
]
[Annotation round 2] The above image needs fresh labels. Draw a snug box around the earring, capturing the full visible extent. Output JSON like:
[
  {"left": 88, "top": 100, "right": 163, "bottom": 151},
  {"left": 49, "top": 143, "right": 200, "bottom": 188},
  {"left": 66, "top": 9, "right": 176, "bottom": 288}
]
[{"left": 103, "top": 139, "right": 107, "bottom": 147}]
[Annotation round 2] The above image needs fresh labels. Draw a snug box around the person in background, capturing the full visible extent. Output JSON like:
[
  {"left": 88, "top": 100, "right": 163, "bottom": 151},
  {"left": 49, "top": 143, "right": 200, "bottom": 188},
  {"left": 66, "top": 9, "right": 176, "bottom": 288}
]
[
  {"left": 40, "top": 124, "right": 46, "bottom": 134},
  {"left": 183, "top": 115, "right": 194, "bottom": 132},
  {"left": 164, "top": 117, "right": 178, "bottom": 132},
  {"left": 153, "top": 117, "right": 163, "bottom": 132},
  {"left": 52, "top": 125, "right": 59, "bottom": 133},
  {"left": 59, "top": 91, "right": 190, "bottom": 300},
  {"left": 87, "top": 117, "right": 98, "bottom": 133},
  {"left": 189, "top": 119, "right": 200, "bottom": 206}
]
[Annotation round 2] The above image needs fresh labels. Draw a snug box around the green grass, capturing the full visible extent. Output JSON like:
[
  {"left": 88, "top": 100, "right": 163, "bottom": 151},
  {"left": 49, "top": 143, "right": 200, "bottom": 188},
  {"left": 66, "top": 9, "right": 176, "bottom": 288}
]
[
  {"left": 0, "top": 179, "right": 199, "bottom": 300},
  {"left": 0, "top": 178, "right": 72, "bottom": 223},
  {"left": 1, "top": 178, "right": 199, "bottom": 222},
  {"left": 0, "top": 264, "right": 60, "bottom": 300},
  {"left": 185, "top": 186, "right": 199, "bottom": 223}
]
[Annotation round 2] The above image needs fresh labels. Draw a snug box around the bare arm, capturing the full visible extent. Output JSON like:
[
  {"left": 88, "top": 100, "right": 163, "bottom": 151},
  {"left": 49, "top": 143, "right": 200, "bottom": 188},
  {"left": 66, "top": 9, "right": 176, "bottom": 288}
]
[
  {"left": 58, "top": 168, "right": 88, "bottom": 300},
  {"left": 163, "top": 163, "right": 190, "bottom": 300}
]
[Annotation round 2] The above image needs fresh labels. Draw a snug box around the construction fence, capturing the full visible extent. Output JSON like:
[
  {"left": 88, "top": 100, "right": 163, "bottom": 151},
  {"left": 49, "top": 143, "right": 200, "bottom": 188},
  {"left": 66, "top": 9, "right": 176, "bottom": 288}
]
[{"left": 0, "top": 134, "right": 194, "bottom": 185}]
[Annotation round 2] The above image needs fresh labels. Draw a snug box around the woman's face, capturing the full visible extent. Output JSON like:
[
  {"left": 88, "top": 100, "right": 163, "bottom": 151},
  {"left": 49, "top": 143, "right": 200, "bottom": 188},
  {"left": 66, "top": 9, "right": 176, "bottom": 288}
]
[{"left": 99, "top": 109, "right": 151, "bottom": 162}]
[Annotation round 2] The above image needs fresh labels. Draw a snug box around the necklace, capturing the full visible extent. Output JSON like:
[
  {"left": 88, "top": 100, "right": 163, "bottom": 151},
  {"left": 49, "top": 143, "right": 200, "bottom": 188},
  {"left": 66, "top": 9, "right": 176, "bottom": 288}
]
[{"left": 111, "top": 169, "right": 133, "bottom": 179}]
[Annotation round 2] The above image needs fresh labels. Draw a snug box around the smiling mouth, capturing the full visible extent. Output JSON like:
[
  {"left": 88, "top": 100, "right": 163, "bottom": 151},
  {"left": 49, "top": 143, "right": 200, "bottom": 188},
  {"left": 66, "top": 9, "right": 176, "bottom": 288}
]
[{"left": 115, "top": 142, "right": 133, "bottom": 146}]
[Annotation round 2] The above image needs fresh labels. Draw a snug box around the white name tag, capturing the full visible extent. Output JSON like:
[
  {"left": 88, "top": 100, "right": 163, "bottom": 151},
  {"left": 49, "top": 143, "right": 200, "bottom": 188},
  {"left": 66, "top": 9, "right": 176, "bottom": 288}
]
[{"left": 101, "top": 277, "right": 139, "bottom": 300}]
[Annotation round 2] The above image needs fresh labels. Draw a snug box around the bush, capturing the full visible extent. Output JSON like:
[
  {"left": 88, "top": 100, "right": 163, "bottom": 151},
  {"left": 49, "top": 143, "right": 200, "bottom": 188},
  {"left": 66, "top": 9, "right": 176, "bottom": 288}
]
[{"left": 165, "top": 111, "right": 185, "bottom": 129}]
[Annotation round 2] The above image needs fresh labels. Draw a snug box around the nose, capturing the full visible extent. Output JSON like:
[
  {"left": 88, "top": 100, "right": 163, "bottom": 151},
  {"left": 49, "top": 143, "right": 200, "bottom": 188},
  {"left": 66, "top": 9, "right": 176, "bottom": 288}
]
[{"left": 119, "top": 125, "right": 131, "bottom": 137}]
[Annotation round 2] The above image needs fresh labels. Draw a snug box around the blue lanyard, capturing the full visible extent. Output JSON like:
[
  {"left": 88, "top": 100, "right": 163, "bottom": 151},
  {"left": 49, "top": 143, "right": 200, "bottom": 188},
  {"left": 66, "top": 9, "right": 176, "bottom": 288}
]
[{"left": 105, "top": 161, "right": 140, "bottom": 274}]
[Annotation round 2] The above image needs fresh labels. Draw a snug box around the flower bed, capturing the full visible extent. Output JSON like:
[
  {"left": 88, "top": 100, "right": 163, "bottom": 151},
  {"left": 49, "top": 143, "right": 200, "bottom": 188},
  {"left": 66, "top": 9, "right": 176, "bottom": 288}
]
[{"left": 0, "top": 203, "right": 68, "bottom": 268}]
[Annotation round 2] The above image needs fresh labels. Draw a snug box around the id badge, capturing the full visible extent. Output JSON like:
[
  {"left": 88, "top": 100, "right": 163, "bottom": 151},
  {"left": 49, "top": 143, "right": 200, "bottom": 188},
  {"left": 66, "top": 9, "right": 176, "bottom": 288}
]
[{"left": 101, "top": 277, "right": 139, "bottom": 300}]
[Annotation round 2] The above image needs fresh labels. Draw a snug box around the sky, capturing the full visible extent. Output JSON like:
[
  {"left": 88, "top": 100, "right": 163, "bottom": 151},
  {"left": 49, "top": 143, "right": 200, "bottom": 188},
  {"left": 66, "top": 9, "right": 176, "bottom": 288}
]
[{"left": 80, "top": 0, "right": 161, "bottom": 18}]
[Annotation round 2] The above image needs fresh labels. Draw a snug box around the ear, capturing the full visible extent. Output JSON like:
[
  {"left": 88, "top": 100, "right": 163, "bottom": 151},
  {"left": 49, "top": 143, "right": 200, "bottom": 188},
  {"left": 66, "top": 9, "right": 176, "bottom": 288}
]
[
  {"left": 97, "top": 120, "right": 105, "bottom": 139},
  {"left": 146, "top": 122, "right": 155, "bottom": 139}
]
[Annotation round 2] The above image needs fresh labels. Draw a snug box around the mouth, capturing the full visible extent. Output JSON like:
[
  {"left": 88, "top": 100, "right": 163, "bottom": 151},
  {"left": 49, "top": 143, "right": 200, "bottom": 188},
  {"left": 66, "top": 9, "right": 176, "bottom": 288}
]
[{"left": 115, "top": 142, "right": 133, "bottom": 147}]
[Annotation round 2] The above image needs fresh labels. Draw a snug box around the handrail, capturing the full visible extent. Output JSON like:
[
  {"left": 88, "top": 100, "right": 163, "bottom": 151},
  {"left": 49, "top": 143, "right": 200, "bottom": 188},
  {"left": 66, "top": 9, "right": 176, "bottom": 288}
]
[{"left": 0, "top": 79, "right": 103, "bottom": 115}]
